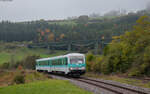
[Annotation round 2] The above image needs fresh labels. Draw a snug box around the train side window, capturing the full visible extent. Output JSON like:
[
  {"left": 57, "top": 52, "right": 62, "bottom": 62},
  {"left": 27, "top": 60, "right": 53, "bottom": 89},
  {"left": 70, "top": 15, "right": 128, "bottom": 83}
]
[
  {"left": 61, "top": 58, "right": 64, "bottom": 65},
  {"left": 61, "top": 59, "right": 63, "bottom": 65},
  {"left": 36, "top": 62, "right": 38, "bottom": 66},
  {"left": 40, "top": 61, "right": 41, "bottom": 66},
  {"left": 53, "top": 60, "right": 54, "bottom": 65},
  {"left": 57, "top": 59, "right": 59, "bottom": 65},
  {"left": 46, "top": 61, "right": 48, "bottom": 65},
  {"left": 63, "top": 59, "right": 65, "bottom": 65},
  {"left": 52, "top": 60, "right": 53, "bottom": 65},
  {"left": 56, "top": 60, "right": 58, "bottom": 65},
  {"left": 58, "top": 59, "right": 60, "bottom": 65},
  {"left": 61, "top": 59, "right": 62, "bottom": 65},
  {"left": 53, "top": 60, "right": 55, "bottom": 65},
  {"left": 65, "top": 58, "right": 68, "bottom": 65},
  {"left": 58, "top": 59, "right": 59, "bottom": 65},
  {"left": 55, "top": 60, "right": 56, "bottom": 65},
  {"left": 63, "top": 58, "right": 66, "bottom": 65},
  {"left": 59, "top": 59, "right": 60, "bottom": 65},
  {"left": 59, "top": 59, "right": 61, "bottom": 65},
  {"left": 49, "top": 60, "right": 51, "bottom": 66},
  {"left": 43, "top": 61, "right": 45, "bottom": 66}
]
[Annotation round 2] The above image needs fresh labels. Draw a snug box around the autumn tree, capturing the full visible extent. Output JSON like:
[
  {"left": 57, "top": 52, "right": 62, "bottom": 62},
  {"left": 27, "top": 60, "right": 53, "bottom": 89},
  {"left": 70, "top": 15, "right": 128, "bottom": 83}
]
[
  {"left": 60, "top": 33, "right": 65, "bottom": 40},
  {"left": 48, "top": 33, "right": 55, "bottom": 42}
]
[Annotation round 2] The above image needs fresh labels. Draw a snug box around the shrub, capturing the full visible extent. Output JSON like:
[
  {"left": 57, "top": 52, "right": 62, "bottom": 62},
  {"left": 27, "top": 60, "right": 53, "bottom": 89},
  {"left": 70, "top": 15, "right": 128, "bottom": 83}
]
[
  {"left": 86, "top": 53, "right": 96, "bottom": 71},
  {"left": 128, "top": 67, "right": 142, "bottom": 77},
  {"left": 1, "top": 62, "right": 9, "bottom": 69},
  {"left": 86, "top": 53, "right": 95, "bottom": 62},
  {"left": 20, "top": 55, "right": 40, "bottom": 69},
  {"left": 86, "top": 53, "right": 104, "bottom": 73},
  {"left": 13, "top": 74, "right": 25, "bottom": 84}
]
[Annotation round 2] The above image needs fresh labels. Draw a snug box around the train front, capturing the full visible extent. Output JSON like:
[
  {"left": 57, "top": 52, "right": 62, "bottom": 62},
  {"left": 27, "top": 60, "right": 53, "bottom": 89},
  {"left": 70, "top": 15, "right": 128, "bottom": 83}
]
[{"left": 68, "top": 53, "right": 86, "bottom": 76}]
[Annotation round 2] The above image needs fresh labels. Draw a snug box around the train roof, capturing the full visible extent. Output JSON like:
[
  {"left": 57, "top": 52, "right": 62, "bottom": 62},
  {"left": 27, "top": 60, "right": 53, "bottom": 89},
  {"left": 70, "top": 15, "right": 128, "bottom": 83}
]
[
  {"left": 65, "top": 53, "right": 85, "bottom": 56},
  {"left": 36, "top": 53, "right": 84, "bottom": 62}
]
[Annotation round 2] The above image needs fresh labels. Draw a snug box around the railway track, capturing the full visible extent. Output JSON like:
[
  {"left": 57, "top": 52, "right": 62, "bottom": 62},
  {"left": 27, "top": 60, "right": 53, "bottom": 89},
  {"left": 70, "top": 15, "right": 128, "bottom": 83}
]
[
  {"left": 48, "top": 73, "right": 150, "bottom": 94},
  {"left": 74, "top": 77, "right": 150, "bottom": 94}
]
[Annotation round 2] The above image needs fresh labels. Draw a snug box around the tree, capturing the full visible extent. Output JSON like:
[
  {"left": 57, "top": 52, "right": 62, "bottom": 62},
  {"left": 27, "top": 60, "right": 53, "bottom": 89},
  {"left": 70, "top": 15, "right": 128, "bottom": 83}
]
[
  {"left": 60, "top": 33, "right": 65, "bottom": 40},
  {"left": 48, "top": 33, "right": 55, "bottom": 42},
  {"left": 103, "top": 15, "right": 150, "bottom": 76},
  {"left": 77, "top": 15, "right": 88, "bottom": 24}
]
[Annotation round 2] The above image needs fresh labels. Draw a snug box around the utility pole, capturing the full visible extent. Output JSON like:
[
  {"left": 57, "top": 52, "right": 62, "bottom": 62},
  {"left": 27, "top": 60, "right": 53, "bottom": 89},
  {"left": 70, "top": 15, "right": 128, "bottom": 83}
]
[
  {"left": 101, "top": 36, "right": 105, "bottom": 54},
  {"left": 68, "top": 42, "right": 71, "bottom": 52},
  {"left": 94, "top": 40, "right": 99, "bottom": 55},
  {"left": 47, "top": 44, "right": 50, "bottom": 53}
]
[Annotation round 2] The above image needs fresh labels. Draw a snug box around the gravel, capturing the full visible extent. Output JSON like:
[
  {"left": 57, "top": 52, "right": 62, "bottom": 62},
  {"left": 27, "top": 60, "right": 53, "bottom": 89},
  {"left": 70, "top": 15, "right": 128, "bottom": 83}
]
[
  {"left": 87, "top": 77, "right": 150, "bottom": 94},
  {"left": 50, "top": 74, "right": 117, "bottom": 94},
  {"left": 49, "top": 74, "right": 150, "bottom": 94}
]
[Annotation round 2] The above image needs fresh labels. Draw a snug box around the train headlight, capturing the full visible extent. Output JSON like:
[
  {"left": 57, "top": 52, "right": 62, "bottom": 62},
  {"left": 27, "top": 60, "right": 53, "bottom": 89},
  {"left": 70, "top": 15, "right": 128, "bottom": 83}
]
[
  {"left": 69, "top": 67, "right": 74, "bottom": 70},
  {"left": 81, "top": 67, "right": 85, "bottom": 70}
]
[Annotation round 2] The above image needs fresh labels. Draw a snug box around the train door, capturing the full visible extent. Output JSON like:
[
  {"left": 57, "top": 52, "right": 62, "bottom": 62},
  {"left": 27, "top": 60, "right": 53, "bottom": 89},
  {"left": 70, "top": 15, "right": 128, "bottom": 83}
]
[
  {"left": 48, "top": 60, "right": 51, "bottom": 72},
  {"left": 64, "top": 58, "right": 68, "bottom": 74}
]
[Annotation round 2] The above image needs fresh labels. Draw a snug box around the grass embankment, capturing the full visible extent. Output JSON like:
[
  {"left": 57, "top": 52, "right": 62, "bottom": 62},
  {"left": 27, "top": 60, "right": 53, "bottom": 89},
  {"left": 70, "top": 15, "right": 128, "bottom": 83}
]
[
  {"left": 0, "top": 79, "right": 92, "bottom": 94},
  {"left": 0, "top": 70, "right": 48, "bottom": 87},
  {"left": 85, "top": 73, "right": 150, "bottom": 88}
]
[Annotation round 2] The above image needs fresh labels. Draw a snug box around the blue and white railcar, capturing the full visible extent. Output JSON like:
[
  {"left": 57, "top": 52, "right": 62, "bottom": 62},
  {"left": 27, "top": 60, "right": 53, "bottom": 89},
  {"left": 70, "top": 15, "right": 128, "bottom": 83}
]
[{"left": 36, "top": 53, "right": 86, "bottom": 76}]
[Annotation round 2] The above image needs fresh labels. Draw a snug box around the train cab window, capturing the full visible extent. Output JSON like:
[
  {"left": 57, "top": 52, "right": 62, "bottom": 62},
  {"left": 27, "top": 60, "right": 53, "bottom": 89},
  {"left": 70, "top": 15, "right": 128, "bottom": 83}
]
[{"left": 70, "top": 56, "right": 84, "bottom": 64}]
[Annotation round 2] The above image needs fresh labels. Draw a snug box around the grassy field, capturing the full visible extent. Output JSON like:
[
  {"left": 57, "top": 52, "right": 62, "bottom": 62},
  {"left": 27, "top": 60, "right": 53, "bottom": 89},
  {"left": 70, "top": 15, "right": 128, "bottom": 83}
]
[
  {"left": 0, "top": 46, "right": 67, "bottom": 65},
  {"left": 0, "top": 70, "right": 48, "bottom": 87},
  {"left": 0, "top": 79, "right": 92, "bottom": 94}
]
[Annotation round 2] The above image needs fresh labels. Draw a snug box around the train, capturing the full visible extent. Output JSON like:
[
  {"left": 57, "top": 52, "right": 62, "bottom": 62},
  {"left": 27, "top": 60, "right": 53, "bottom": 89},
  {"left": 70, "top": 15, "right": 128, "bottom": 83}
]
[{"left": 36, "top": 53, "right": 86, "bottom": 76}]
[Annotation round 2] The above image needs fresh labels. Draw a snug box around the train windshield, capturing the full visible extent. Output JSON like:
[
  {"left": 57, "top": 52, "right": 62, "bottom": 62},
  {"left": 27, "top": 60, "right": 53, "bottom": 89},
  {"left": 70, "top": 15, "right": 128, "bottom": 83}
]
[{"left": 70, "top": 56, "right": 84, "bottom": 64}]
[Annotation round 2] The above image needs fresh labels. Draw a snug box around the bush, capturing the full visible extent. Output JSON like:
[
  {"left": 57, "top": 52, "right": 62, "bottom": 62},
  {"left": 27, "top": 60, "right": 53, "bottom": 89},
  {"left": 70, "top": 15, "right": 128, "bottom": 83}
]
[
  {"left": 86, "top": 53, "right": 95, "bottom": 71},
  {"left": 128, "top": 67, "right": 142, "bottom": 77},
  {"left": 86, "top": 53, "right": 95, "bottom": 62},
  {"left": 13, "top": 74, "right": 25, "bottom": 84},
  {"left": 20, "top": 55, "right": 40, "bottom": 69},
  {"left": 0, "top": 62, "right": 9, "bottom": 69},
  {"left": 86, "top": 53, "right": 104, "bottom": 72}
]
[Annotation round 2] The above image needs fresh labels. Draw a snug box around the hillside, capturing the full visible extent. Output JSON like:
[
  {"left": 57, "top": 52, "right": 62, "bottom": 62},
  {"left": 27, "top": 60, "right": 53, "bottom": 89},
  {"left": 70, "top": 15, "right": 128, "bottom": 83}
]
[
  {"left": 0, "top": 42, "right": 67, "bottom": 69},
  {"left": 0, "top": 10, "right": 149, "bottom": 43}
]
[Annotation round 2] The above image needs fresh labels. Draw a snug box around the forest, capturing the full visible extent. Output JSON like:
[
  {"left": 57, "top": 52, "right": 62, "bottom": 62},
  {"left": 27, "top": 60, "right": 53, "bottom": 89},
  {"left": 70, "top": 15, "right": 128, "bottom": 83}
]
[{"left": 0, "top": 10, "right": 149, "bottom": 43}]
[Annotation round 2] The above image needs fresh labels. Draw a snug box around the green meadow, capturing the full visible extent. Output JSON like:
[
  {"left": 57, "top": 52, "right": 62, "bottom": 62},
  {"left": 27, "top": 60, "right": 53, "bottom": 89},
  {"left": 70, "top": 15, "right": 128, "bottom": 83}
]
[
  {"left": 0, "top": 46, "right": 67, "bottom": 64},
  {"left": 0, "top": 79, "right": 92, "bottom": 94}
]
